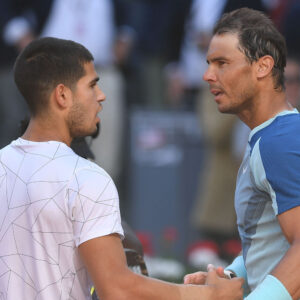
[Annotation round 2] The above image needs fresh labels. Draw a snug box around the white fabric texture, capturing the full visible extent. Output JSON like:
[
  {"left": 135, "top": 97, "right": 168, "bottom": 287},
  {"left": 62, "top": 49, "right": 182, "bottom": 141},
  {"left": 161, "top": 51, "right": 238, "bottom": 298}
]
[{"left": 0, "top": 138, "right": 123, "bottom": 299}]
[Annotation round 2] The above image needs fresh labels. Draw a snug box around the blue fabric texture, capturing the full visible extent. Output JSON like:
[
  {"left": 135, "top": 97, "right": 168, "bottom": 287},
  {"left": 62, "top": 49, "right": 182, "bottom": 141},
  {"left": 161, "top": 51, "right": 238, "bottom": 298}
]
[
  {"left": 250, "top": 113, "right": 300, "bottom": 214},
  {"left": 235, "top": 110, "right": 299, "bottom": 291},
  {"left": 245, "top": 275, "right": 291, "bottom": 300}
]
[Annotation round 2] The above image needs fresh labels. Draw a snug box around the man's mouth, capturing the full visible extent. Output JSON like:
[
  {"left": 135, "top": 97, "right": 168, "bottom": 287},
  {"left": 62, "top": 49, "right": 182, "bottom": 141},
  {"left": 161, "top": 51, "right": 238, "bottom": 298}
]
[
  {"left": 210, "top": 88, "right": 222, "bottom": 96},
  {"left": 210, "top": 88, "right": 224, "bottom": 101}
]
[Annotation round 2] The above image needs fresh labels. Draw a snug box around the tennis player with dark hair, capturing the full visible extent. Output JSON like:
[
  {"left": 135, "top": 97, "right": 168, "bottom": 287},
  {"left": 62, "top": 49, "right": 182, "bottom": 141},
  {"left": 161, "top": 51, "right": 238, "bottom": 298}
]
[
  {"left": 185, "top": 7, "right": 300, "bottom": 300},
  {"left": 0, "top": 37, "right": 243, "bottom": 299}
]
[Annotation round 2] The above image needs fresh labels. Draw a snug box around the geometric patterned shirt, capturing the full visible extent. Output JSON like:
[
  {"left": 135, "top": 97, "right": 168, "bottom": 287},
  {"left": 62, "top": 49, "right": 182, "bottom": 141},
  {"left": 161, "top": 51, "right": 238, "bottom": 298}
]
[
  {"left": 235, "top": 110, "right": 300, "bottom": 291},
  {"left": 0, "top": 138, "right": 123, "bottom": 299}
]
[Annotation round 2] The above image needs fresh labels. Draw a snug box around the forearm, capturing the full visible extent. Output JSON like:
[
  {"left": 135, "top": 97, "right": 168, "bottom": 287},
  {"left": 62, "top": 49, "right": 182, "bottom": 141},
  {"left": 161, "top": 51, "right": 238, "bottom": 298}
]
[
  {"left": 245, "top": 242, "right": 300, "bottom": 300},
  {"left": 79, "top": 234, "right": 233, "bottom": 300},
  {"left": 271, "top": 241, "right": 300, "bottom": 299},
  {"left": 99, "top": 269, "right": 212, "bottom": 300},
  {"left": 225, "top": 255, "right": 250, "bottom": 297}
]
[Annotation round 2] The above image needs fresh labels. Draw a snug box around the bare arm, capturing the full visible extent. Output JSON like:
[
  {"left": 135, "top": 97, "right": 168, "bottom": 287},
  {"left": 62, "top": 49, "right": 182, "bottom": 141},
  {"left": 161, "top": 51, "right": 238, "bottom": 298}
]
[
  {"left": 243, "top": 206, "right": 300, "bottom": 299},
  {"left": 184, "top": 267, "right": 226, "bottom": 284},
  {"left": 186, "top": 198, "right": 300, "bottom": 298},
  {"left": 270, "top": 206, "right": 300, "bottom": 299},
  {"left": 78, "top": 234, "right": 243, "bottom": 300}
]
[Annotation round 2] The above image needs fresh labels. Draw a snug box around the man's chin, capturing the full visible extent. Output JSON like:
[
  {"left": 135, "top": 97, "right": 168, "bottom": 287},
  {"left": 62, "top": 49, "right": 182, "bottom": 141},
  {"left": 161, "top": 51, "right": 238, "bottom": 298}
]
[
  {"left": 218, "top": 105, "right": 236, "bottom": 115},
  {"left": 218, "top": 105, "right": 229, "bottom": 113},
  {"left": 90, "top": 123, "right": 100, "bottom": 138},
  {"left": 71, "top": 126, "right": 99, "bottom": 139}
]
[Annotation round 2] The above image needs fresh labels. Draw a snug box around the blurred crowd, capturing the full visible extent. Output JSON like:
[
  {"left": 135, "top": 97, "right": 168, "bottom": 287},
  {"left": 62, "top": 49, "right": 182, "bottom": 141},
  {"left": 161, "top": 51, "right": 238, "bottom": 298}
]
[{"left": 1, "top": 0, "right": 300, "bottom": 273}]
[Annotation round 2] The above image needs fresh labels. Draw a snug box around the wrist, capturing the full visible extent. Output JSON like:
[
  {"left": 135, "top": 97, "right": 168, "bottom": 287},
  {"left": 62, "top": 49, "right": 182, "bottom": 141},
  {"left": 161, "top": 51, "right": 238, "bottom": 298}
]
[
  {"left": 179, "top": 283, "right": 214, "bottom": 299},
  {"left": 225, "top": 255, "right": 247, "bottom": 280},
  {"left": 223, "top": 270, "right": 237, "bottom": 279},
  {"left": 245, "top": 275, "right": 292, "bottom": 300}
]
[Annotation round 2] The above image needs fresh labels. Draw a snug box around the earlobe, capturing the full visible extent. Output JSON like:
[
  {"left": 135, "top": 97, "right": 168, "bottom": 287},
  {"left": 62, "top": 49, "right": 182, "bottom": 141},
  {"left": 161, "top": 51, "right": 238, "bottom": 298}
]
[{"left": 257, "top": 55, "right": 275, "bottom": 79}]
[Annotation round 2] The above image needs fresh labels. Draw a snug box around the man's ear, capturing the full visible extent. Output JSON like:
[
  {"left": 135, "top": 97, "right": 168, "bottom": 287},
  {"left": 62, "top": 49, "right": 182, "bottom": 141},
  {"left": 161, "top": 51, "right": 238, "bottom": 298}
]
[
  {"left": 256, "top": 55, "right": 275, "bottom": 80},
  {"left": 54, "top": 84, "right": 72, "bottom": 109}
]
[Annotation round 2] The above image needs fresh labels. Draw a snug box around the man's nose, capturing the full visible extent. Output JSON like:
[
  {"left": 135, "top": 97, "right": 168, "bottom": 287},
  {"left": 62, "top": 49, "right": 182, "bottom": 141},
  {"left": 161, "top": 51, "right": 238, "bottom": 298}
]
[
  {"left": 203, "top": 66, "right": 216, "bottom": 82},
  {"left": 97, "top": 87, "right": 106, "bottom": 103}
]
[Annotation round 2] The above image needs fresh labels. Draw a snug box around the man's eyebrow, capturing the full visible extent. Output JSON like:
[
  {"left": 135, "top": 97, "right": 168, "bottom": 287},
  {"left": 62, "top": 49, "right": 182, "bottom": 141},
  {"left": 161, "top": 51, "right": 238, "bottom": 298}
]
[
  {"left": 207, "top": 56, "right": 229, "bottom": 64},
  {"left": 90, "top": 77, "right": 100, "bottom": 84}
]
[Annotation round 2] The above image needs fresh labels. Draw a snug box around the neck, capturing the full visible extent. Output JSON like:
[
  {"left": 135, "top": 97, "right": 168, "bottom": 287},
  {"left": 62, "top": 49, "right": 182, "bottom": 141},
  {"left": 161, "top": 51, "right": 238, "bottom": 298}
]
[
  {"left": 22, "top": 116, "right": 72, "bottom": 146},
  {"left": 238, "top": 90, "right": 293, "bottom": 129}
]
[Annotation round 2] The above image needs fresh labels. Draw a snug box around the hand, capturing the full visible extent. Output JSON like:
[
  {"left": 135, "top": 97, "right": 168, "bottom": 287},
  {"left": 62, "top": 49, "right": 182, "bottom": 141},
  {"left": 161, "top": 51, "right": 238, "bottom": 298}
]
[
  {"left": 184, "top": 271, "right": 207, "bottom": 285},
  {"left": 206, "top": 265, "right": 244, "bottom": 300},
  {"left": 184, "top": 265, "right": 226, "bottom": 284}
]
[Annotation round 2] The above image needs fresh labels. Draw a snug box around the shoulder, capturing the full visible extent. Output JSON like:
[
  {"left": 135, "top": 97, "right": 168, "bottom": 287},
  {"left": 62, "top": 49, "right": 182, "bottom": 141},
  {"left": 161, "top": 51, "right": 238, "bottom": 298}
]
[
  {"left": 75, "top": 158, "right": 112, "bottom": 182},
  {"left": 251, "top": 113, "right": 300, "bottom": 160},
  {"left": 0, "top": 142, "right": 22, "bottom": 170},
  {"left": 0, "top": 143, "right": 13, "bottom": 157},
  {"left": 249, "top": 114, "right": 300, "bottom": 214},
  {"left": 249, "top": 114, "right": 300, "bottom": 191},
  {"left": 0, "top": 148, "right": 4, "bottom": 174},
  {"left": 70, "top": 158, "right": 118, "bottom": 199}
]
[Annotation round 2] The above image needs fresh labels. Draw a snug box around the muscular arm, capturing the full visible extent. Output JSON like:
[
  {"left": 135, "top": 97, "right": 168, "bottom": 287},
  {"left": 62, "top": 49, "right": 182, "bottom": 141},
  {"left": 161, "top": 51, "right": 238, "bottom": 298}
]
[
  {"left": 244, "top": 206, "right": 300, "bottom": 300},
  {"left": 78, "top": 234, "right": 243, "bottom": 300},
  {"left": 245, "top": 124, "right": 300, "bottom": 299},
  {"left": 271, "top": 206, "right": 300, "bottom": 299}
]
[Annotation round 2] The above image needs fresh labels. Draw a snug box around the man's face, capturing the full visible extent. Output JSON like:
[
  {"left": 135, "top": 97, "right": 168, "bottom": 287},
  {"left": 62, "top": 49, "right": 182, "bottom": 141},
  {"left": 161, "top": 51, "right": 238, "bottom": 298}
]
[
  {"left": 203, "top": 33, "right": 257, "bottom": 114},
  {"left": 67, "top": 62, "right": 105, "bottom": 138}
]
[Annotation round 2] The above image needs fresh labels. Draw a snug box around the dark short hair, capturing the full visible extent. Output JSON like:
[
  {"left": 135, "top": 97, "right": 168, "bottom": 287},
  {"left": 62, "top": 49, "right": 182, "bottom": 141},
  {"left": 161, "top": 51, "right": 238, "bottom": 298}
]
[
  {"left": 14, "top": 37, "right": 94, "bottom": 115},
  {"left": 214, "top": 7, "right": 287, "bottom": 90}
]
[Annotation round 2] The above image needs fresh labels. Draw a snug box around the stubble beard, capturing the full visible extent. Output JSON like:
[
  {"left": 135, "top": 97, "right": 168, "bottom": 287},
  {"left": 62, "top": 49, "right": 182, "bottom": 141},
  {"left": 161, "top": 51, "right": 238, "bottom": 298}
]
[
  {"left": 67, "top": 101, "right": 97, "bottom": 139},
  {"left": 219, "top": 88, "right": 255, "bottom": 115}
]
